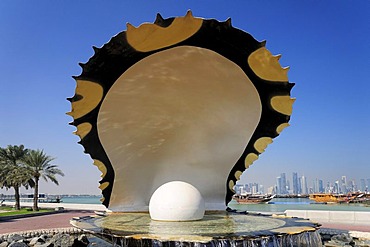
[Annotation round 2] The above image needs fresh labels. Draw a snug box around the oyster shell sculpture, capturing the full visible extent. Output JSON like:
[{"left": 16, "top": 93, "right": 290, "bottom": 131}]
[{"left": 68, "top": 11, "right": 294, "bottom": 212}]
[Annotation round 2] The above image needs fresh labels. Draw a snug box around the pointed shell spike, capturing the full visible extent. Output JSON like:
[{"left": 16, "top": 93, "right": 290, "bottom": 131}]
[
  {"left": 260, "top": 40, "right": 267, "bottom": 47},
  {"left": 126, "top": 23, "right": 135, "bottom": 31},
  {"left": 225, "top": 18, "right": 232, "bottom": 27},
  {"left": 185, "top": 10, "right": 193, "bottom": 18},
  {"left": 155, "top": 13, "right": 165, "bottom": 24},
  {"left": 92, "top": 46, "right": 100, "bottom": 52}
]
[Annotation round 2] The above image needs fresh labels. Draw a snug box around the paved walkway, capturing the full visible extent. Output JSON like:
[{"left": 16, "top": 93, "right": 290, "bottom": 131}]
[
  {"left": 0, "top": 210, "right": 93, "bottom": 234},
  {"left": 320, "top": 222, "right": 370, "bottom": 232}
]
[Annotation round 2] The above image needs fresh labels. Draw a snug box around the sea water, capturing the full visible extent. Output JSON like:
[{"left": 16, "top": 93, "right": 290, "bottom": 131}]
[{"left": 60, "top": 195, "right": 102, "bottom": 204}]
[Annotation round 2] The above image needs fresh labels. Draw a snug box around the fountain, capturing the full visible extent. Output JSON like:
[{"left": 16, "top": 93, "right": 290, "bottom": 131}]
[
  {"left": 71, "top": 211, "right": 322, "bottom": 246},
  {"left": 68, "top": 12, "right": 322, "bottom": 246}
]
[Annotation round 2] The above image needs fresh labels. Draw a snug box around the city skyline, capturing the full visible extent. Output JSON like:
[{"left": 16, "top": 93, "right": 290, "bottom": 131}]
[
  {"left": 237, "top": 171, "right": 370, "bottom": 195},
  {"left": 1, "top": 1, "right": 369, "bottom": 195},
  {"left": 3, "top": 169, "right": 368, "bottom": 196}
]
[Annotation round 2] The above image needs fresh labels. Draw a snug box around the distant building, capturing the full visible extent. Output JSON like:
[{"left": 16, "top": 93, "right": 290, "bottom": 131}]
[
  {"left": 276, "top": 176, "right": 282, "bottom": 195},
  {"left": 259, "top": 184, "right": 264, "bottom": 194},
  {"left": 313, "top": 178, "right": 324, "bottom": 193},
  {"left": 292, "top": 172, "right": 299, "bottom": 194},
  {"left": 251, "top": 183, "right": 259, "bottom": 194},
  {"left": 334, "top": 180, "right": 340, "bottom": 193},
  {"left": 267, "top": 186, "right": 275, "bottom": 195},
  {"left": 281, "top": 173, "right": 287, "bottom": 194},
  {"left": 234, "top": 184, "right": 244, "bottom": 194},
  {"left": 301, "top": 176, "right": 308, "bottom": 195},
  {"left": 244, "top": 184, "right": 250, "bottom": 193},
  {"left": 313, "top": 179, "right": 317, "bottom": 193},
  {"left": 309, "top": 187, "right": 314, "bottom": 194},
  {"left": 276, "top": 173, "right": 288, "bottom": 195},
  {"left": 325, "top": 182, "right": 332, "bottom": 193},
  {"left": 318, "top": 179, "right": 324, "bottom": 193},
  {"left": 286, "top": 179, "right": 290, "bottom": 193},
  {"left": 360, "top": 179, "right": 366, "bottom": 192},
  {"left": 348, "top": 180, "right": 356, "bottom": 192},
  {"left": 360, "top": 179, "right": 368, "bottom": 192},
  {"left": 341, "top": 176, "right": 347, "bottom": 193}
]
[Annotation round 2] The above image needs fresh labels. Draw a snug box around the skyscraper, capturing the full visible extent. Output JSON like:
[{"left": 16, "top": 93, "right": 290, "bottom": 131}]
[
  {"left": 281, "top": 173, "right": 287, "bottom": 194},
  {"left": 301, "top": 175, "right": 308, "bottom": 195},
  {"left": 334, "top": 180, "right": 340, "bottom": 193},
  {"left": 234, "top": 184, "right": 244, "bottom": 194},
  {"left": 360, "top": 179, "right": 366, "bottom": 192},
  {"left": 286, "top": 179, "right": 290, "bottom": 193},
  {"left": 313, "top": 178, "right": 324, "bottom": 193},
  {"left": 341, "top": 176, "right": 347, "bottom": 193},
  {"left": 348, "top": 180, "right": 356, "bottom": 192},
  {"left": 251, "top": 183, "right": 258, "bottom": 194},
  {"left": 318, "top": 179, "right": 324, "bottom": 193},
  {"left": 259, "top": 184, "right": 264, "bottom": 195},
  {"left": 292, "top": 172, "right": 299, "bottom": 195},
  {"left": 325, "top": 182, "right": 331, "bottom": 193},
  {"left": 276, "top": 176, "right": 282, "bottom": 195}
]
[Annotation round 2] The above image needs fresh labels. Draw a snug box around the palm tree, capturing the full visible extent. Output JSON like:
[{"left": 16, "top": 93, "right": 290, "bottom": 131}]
[
  {"left": 23, "top": 149, "right": 64, "bottom": 211},
  {"left": 0, "top": 145, "right": 32, "bottom": 210}
]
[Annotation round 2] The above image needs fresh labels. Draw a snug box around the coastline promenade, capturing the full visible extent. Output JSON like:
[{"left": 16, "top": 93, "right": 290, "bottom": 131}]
[{"left": 1, "top": 201, "right": 370, "bottom": 236}]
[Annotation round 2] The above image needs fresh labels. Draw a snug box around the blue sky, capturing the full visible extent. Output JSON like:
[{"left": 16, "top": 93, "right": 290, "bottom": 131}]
[{"left": 0, "top": 1, "right": 369, "bottom": 195}]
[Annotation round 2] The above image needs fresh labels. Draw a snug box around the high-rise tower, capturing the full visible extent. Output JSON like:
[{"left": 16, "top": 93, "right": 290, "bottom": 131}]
[{"left": 292, "top": 172, "right": 299, "bottom": 195}]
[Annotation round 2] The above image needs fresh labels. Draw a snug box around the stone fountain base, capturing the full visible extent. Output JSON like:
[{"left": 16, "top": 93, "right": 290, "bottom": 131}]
[{"left": 70, "top": 211, "right": 322, "bottom": 246}]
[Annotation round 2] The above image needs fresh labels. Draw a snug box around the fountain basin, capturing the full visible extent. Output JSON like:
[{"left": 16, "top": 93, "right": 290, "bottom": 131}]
[{"left": 71, "top": 211, "right": 322, "bottom": 246}]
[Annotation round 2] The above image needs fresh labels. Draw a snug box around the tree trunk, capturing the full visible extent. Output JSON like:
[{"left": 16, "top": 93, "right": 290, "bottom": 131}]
[
  {"left": 33, "top": 177, "right": 39, "bottom": 211},
  {"left": 14, "top": 186, "right": 21, "bottom": 210}
]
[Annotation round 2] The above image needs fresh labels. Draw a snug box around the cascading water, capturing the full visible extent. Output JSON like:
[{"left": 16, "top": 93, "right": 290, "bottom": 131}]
[
  {"left": 106, "top": 231, "right": 323, "bottom": 247},
  {"left": 109, "top": 233, "right": 322, "bottom": 247}
]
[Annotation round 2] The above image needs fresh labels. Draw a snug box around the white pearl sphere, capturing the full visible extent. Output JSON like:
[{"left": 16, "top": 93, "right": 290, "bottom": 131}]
[{"left": 149, "top": 181, "right": 205, "bottom": 221}]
